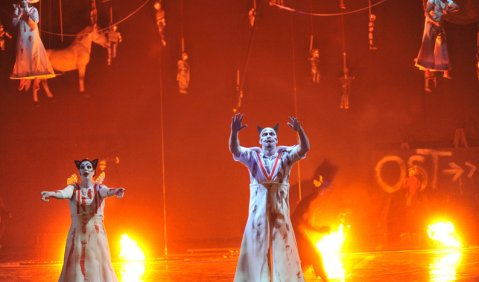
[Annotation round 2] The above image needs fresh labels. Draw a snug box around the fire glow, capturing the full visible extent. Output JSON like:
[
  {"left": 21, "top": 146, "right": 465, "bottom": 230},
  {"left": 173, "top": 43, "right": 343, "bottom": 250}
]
[
  {"left": 119, "top": 234, "right": 146, "bottom": 282},
  {"left": 427, "top": 221, "right": 462, "bottom": 248},
  {"left": 315, "top": 224, "right": 346, "bottom": 281}
]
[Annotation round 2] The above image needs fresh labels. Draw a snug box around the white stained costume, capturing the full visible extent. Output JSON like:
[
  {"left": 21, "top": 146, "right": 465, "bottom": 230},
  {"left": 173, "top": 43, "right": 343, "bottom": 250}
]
[
  {"left": 234, "top": 145, "right": 305, "bottom": 282},
  {"left": 10, "top": 5, "right": 55, "bottom": 80},
  {"left": 56, "top": 183, "right": 118, "bottom": 282}
]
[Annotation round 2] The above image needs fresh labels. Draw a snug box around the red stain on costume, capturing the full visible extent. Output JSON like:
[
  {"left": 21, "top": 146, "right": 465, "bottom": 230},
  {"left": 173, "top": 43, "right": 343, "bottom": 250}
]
[
  {"left": 95, "top": 224, "right": 99, "bottom": 234},
  {"left": 80, "top": 240, "right": 87, "bottom": 278}
]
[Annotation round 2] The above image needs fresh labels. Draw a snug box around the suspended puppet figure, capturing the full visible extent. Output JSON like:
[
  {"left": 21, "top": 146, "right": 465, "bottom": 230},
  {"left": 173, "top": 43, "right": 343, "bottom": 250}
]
[
  {"left": 0, "top": 24, "right": 12, "bottom": 51},
  {"left": 368, "top": 14, "right": 377, "bottom": 50},
  {"left": 154, "top": 1, "right": 166, "bottom": 46},
  {"left": 339, "top": 0, "right": 346, "bottom": 10},
  {"left": 248, "top": 7, "right": 256, "bottom": 27},
  {"left": 415, "top": 0, "right": 459, "bottom": 92},
  {"left": 10, "top": 0, "right": 55, "bottom": 103},
  {"left": 106, "top": 25, "right": 122, "bottom": 66},
  {"left": 41, "top": 159, "right": 125, "bottom": 282},
  {"left": 308, "top": 48, "right": 321, "bottom": 83},
  {"left": 230, "top": 113, "right": 310, "bottom": 282},
  {"left": 339, "top": 67, "right": 354, "bottom": 110},
  {"left": 90, "top": 0, "right": 98, "bottom": 26},
  {"left": 177, "top": 52, "right": 190, "bottom": 94}
]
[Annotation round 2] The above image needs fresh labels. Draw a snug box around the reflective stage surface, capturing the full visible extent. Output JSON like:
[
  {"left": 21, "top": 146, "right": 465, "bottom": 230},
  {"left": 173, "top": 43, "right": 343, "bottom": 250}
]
[{"left": 1, "top": 247, "right": 479, "bottom": 281}]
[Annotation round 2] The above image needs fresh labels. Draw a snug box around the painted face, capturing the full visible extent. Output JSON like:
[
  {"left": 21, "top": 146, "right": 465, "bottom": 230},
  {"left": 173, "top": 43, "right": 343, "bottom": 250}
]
[
  {"left": 79, "top": 161, "right": 95, "bottom": 179},
  {"left": 259, "top": 127, "right": 278, "bottom": 148}
]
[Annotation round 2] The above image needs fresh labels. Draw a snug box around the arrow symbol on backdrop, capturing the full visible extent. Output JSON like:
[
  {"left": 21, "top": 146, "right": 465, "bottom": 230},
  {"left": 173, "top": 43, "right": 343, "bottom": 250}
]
[
  {"left": 465, "top": 162, "right": 477, "bottom": 178},
  {"left": 443, "top": 162, "right": 464, "bottom": 182}
]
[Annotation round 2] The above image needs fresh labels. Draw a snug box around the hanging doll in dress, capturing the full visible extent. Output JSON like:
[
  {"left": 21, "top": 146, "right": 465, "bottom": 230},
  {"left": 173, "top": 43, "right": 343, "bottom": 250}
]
[
  {"left": 308, "top": 48, "right": 321, "bottom": 83},
  {"left": 106, "top": 25, "right": 122, "bottom": 66},
  {"left": 177, "top": 52, "right": 190, "bottom": 94},
  {"left": 154, "top": 1, "right": 166, "bottom": 47},
  {"left": 415, "top": 0, "right": 459, "bottom": 92},
  {"left": 368, "top": 14, "right": 377, "bottom": 50},
  {"left": 0, "top": 24, "right": 12, "bottom": 51},
  {"left": 10, "top": 0, "right": 55, "bottom": 103},
  {"left": 41, "top": 159, "right": 125, "bottom": 282}
]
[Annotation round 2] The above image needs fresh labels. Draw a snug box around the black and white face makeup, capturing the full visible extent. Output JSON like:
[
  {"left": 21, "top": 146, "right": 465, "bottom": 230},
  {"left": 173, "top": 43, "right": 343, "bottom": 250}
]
[
  {"left": 79, "top": 161, "right": 95, "bottom": 179},
  {"left": 259, "top": 127, "right": 278, "bottom": 149}
]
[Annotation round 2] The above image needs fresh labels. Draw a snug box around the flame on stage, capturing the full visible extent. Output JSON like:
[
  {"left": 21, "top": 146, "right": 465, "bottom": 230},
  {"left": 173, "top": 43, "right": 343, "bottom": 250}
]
[
  {"left": 314, "top": 224, "right": 346, "bottom": 281},
  {"left": 119, "top": 234, "right": 146, "bottom": 282}
]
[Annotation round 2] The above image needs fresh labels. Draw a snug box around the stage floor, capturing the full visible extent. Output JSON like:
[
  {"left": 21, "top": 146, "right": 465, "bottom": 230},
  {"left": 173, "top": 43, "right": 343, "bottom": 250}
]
[{"left": 1, "top": 247, "right": 479, "bottom": 281}]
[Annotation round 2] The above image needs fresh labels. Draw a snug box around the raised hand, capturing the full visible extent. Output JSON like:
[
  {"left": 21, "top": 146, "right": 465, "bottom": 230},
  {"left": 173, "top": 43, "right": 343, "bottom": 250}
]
[
  {"left": 41, "top": 191, "right": 51, "bottom": 202},
  {"left": 231, "top": 113, "right": 248, "bottom": 133},
  {"left": 115, "top": 187, "right": 126, "bottom": 198},
  {"left": 287, "top": 116, "right": 302, "bottom": 132}
]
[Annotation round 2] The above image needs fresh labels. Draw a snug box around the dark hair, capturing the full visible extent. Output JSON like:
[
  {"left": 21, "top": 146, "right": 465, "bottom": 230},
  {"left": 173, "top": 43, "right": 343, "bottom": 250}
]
[{"left": 74, "top": 159, "right": 99, "bottom": 170}]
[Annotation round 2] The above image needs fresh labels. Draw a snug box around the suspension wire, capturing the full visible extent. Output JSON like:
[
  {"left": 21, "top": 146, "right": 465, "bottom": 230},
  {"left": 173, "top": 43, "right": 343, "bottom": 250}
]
[
  {"left": 180, "top": 0, "right": 185, "bottom": 53},
  {"left": 39, "top": 0, "right": 152, "bottom": 37},
  {"left": 233, "top": 0, "right": 261, "bottom": 113},
  {"left": 59, "top": 0, "right": 64, "bottom": 42},
  {"left": 271, "top": 0, "right": 390, "bottom": 17},
  {"left": 289, "top": 12, "right": 302, "bottom": 201},
  {"left": 158, "top": 32, "right": 168, "bottom": 257}
]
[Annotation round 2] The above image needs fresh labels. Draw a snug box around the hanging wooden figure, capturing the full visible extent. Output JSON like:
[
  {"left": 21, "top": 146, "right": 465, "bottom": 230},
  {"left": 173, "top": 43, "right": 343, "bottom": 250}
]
[
  {"left": 154, "top": 1, "right": 166, "bottom": 46},
  {"left": 368, "top": 14, "right": 378, "bottom": 50},
  {"left": 177, "top": 52, "right": 190, "bottom": 94},
  {"left": 106, "top": 25, "right": 122, "bottom": 66},
  {"left": 308, "top": 35, "right": 320, "bottom": 83}
]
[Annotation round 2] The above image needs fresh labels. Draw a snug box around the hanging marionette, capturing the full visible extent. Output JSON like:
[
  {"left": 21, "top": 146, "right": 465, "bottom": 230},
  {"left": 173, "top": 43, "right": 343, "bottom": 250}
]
[
  {"left": 339, "top": 67, "right": 354, "bottom": 110},
  {"left": 10, "top": 0, "right": 55, "bottom": 103},
  {"left": 415, "top": 0, "right": 459, "bottom": 92},
  {"left": 154, "top": 1, "right": 166, "bottom": 46},
  {"left": 105, "top": 25, "right": 122, "bottom": 65},
  {"left": 0, "top": 24, "right": 12, "bottom": 51},
  {"left": 453, "top": 122, "right": 469, "bottom": 148},
  {"left": 177, "top": 52, "right": 190, "bottom": 94},
  {"left": 368, "top": 14, "right": 377, "bottom": 50},
  {"left": 248, "top": 8, "right": 256, "bottom": 27},
  {"left": 41, "top": 159, "right": 125, "bottom": 281},
  {"left": 90, "top": 0, "right": 98, "bottom": 25},
  {"left": 308, "top": 48, "right": 320, "bottom": 83},
  {"left": 339, "top": 0, "right": 346, "bottom": 10}
]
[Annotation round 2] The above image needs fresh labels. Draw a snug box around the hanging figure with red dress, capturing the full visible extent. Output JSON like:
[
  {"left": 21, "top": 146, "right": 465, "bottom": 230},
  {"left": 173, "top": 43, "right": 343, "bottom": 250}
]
[
  {"left": 415, "top": 0, "right": 459, "bottom": 92},
  {"left": 308, "top": 48, "right": 321, "bottom": 84},
  {"left": 10, "top": 0, "right": 55, "bottom": 103}
]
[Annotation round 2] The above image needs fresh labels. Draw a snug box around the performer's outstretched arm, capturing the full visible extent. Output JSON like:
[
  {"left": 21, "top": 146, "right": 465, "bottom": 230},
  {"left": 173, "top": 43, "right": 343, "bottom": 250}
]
[
  {"left": 41, "top": 186, "right": 74, "bottom": 202},
  {"left": 101, "top": 186, "right": 126, "bottom": 198},
  {"left": 287, "top": 116, "right": 310, "bottom": 157},
  {"left": 230, "top": 113, "right": 248, "bottom": 158}
]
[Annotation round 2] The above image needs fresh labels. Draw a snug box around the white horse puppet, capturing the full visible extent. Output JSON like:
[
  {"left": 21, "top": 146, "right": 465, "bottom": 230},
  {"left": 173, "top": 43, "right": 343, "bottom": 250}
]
[{"left": 46, "top": 25, "right": 108, "bottom": 92}]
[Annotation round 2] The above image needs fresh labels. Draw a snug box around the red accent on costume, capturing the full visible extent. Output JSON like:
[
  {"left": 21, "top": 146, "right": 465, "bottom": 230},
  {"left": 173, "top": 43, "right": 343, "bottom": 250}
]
[{"left": 255, "top": 151, "right": 282, "bottom": 181}]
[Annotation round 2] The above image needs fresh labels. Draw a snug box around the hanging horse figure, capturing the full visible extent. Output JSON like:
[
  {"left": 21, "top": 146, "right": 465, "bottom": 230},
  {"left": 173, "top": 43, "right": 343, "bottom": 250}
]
[{"left": 45, "top": 25, "right": 108, "bottom": 92}]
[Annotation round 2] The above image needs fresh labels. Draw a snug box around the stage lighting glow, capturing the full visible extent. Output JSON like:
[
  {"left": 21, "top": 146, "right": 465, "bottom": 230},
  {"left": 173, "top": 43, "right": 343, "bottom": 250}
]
[
  {"left": 427, "top": 221, "right": 462, "bottom": 248},
  {"left": 119, "top": 234, "right": 146, "bottom": 282},
  {"left": 315, "top": 223, "right": 346, "bottom": 281},
  {"left": 429, "top": 250, "right": 462, "bottom": 282}
]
